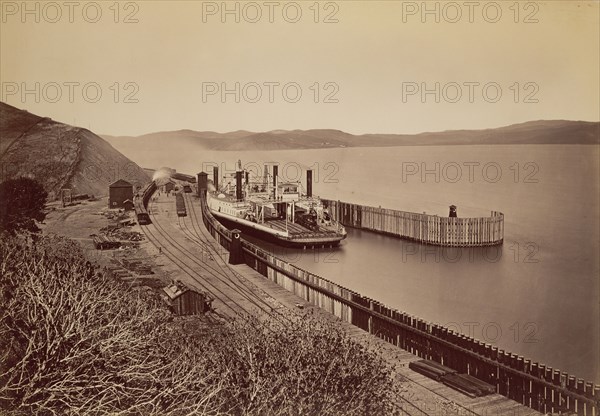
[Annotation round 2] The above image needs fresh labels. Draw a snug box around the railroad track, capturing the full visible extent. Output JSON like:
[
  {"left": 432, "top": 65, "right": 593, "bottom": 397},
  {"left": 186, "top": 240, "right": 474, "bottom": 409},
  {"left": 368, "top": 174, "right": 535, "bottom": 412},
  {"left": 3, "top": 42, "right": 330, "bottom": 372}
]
[
  {"left": 181, "top": 194, "right": 280, "bottom": 312},
  {"left": 182, "top": 194, "right": 438, "bottom": 416},
  {"left": 140, "top": 221, "right": 238, "bottom": 319},
  {"left": 180, "top": 194, "right": 304, "bottom": 330},
  {"left": 139, "top": 191, "right": 475, "bottom": 416},
  {"left": 141, "top": 199, "right": 267, "bottom": 319},
  {"left": 142, "top": 194, "right": 296, "bottom": 328}
]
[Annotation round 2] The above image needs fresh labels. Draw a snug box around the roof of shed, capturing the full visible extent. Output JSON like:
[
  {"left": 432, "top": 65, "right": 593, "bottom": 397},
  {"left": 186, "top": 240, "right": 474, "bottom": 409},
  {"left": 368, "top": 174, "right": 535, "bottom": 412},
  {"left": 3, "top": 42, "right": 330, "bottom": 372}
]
[
  {"left": 109, "top": 179, "right": 133, "bottom": 188},
  {"left": 162, "top": 282, "right": 195, "bottom": 300}
]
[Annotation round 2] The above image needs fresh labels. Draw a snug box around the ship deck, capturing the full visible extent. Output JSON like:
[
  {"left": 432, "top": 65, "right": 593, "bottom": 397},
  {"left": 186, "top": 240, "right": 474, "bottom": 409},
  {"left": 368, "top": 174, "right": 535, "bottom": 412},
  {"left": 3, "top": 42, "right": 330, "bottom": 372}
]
[{"left": 263, "top": 218, "right": 340, "bottom": 237}]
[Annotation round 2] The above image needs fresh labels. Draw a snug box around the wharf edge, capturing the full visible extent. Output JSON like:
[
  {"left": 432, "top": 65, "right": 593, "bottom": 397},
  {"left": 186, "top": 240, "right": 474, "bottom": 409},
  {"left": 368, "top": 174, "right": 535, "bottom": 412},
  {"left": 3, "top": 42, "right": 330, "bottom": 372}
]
[{"left": 196, "top": 190, "right": 597, "bottom": 416}]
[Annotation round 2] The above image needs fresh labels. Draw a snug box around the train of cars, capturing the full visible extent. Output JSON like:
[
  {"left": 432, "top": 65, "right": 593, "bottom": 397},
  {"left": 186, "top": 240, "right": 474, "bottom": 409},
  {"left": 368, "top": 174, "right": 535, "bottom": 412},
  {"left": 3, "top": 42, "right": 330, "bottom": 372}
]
[
  {"left": 134, "top": 181, "right": 157, "bottom": 225},
  {"left": 175, "top": 192, "right": 187, "bottom": 217},
  {"left": 134, "top": 172, "right": 196, "bottom": 225},
  {"left": 135, "top": 174, "right": 196, "bottom": 224},
  {"left": 172, "top": 172, "right": 196, "bottom": 183}
]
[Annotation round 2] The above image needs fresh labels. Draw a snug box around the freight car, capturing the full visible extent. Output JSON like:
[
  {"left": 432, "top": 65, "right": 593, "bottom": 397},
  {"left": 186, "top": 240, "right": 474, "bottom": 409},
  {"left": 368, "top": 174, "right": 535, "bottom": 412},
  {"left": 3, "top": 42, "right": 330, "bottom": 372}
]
[
  {"left": 142, "top": 181, "right": 157, "bottom": 207},
  {"left": 136, "top": 207, "right": 151, "bottom": 225},
  {"left": 175, "top": 192, "right": 187, "bottom": 217},
  {"left": 134, "top": 195, "right": 151, "bottom": 225},
  {"left": 135, "top": 181, "right": 157, "bottom": 225},
  {"left": 172, "top": 172, "right": 196, "bottom": 183}
]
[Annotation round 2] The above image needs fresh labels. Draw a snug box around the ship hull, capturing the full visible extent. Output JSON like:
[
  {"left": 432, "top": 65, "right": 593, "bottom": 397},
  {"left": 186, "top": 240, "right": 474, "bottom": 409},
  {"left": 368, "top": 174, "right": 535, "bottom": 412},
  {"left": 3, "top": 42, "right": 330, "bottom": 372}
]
[{"left": 211, "top": 210, "right": 345, "bottom": 248}]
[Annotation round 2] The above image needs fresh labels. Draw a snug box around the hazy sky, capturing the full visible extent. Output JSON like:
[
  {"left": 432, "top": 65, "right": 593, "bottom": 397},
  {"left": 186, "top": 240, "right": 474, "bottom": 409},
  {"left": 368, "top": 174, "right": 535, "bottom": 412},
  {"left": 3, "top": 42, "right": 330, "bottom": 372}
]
[{"left": 1, "top": 1, "right": 599, "bottom": 136}]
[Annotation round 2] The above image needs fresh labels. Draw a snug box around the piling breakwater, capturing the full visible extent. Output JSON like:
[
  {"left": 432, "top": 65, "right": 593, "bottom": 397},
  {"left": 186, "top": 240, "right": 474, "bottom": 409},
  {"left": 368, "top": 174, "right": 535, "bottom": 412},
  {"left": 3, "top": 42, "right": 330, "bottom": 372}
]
[
  {"left": 322, "top": 199, "right": 504, "bottom": 247},
  {"left": 196, "top": 192, "right": 599, "bottom": 415}
]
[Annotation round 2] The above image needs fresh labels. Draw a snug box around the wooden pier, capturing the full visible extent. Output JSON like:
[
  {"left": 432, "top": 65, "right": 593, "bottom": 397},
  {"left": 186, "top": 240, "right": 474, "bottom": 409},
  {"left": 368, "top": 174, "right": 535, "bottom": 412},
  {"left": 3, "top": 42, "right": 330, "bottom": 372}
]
[
  {"left": 198, "top": 193, "right": 599, "bottom": 416},
  {"left": 322, "top": 199, "right": 504, "bottom": 247}
]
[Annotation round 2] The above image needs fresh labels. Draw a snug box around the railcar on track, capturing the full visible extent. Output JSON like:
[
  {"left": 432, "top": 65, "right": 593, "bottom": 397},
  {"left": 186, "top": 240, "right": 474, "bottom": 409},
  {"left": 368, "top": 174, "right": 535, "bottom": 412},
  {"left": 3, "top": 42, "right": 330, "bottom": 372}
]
[
  {"left": 176, "top": 192, "right": 187, "bottom": 217},
  {"left": 135, "top": 181, "right": 157, "bottom": 225}
]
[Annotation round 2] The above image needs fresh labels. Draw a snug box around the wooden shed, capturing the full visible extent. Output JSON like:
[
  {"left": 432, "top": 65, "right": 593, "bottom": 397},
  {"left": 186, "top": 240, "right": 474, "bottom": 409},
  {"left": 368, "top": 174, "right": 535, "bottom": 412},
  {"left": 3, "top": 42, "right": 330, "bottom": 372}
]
[
  {"left": 123, "top": 199, "right": 134, "bottom": 211},
  {"left": 109, "top": 179, "right": 134, "bottom": 209},
  {"left": 161, "top": 282, "right": 212, "bottom": 315},
  {"left": 163, "top": 181, "right": 175, "bottom": 193}
]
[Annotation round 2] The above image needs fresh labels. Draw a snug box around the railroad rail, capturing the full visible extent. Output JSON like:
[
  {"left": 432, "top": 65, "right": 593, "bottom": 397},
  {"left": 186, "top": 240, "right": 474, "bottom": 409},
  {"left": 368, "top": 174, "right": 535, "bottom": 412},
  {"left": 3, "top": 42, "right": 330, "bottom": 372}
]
[
  {"left": 198, "top": 191, "right": 598, "bottom": 416},
  {"left": 137, "top": 184, "right": 297, "bottom": 333},
  {"left": 143, "top": 200, "right": 269, "bottom": 319}
]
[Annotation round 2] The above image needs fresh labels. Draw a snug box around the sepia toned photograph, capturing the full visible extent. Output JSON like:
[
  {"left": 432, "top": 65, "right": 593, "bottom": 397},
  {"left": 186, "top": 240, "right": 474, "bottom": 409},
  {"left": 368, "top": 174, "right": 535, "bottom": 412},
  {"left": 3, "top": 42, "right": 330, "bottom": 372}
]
[{"left": 1, "top": 1, "right": 598, "bottom": 414}]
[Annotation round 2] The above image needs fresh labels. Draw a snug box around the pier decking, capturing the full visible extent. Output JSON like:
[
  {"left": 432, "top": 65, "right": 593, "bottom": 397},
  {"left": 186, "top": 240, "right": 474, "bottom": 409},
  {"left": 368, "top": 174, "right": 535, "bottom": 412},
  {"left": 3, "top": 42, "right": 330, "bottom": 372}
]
[
  {"left": 142, "top": 190, "right": 547, "bottom": 415},
  {"left": 137, "top": 182, "right": 598, "bottom": 415},
  {"left": 263, "top": 218, "right": 338, "bottom": 236},
  {"left": 198, "top": 191, "right": 598, "bottom": 416}
]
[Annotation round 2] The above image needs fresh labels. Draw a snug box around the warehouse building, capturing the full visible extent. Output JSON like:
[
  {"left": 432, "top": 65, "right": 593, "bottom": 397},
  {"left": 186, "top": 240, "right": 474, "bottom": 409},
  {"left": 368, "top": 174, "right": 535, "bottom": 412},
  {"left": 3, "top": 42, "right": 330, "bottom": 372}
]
[{"left": 108, "top": 179, "right": 133, "bottom": 209}]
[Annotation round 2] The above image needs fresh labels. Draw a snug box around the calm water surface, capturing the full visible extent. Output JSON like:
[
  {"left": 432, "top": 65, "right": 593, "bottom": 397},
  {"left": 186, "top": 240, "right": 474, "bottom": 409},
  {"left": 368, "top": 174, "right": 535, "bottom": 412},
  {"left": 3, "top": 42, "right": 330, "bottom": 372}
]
[{"left": 134, "top": 144, "right": 599, "bottom": 382}]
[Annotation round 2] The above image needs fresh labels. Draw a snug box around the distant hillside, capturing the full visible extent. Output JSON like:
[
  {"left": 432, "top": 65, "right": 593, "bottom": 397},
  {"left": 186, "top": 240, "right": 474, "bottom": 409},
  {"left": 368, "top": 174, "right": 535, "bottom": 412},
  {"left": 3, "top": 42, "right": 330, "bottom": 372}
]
[
  {"left": 0, "top": 102, "right": 150, "bottom": 200},
  {"left": 103, "top": 120, "right": 600, "bottom": 153}
]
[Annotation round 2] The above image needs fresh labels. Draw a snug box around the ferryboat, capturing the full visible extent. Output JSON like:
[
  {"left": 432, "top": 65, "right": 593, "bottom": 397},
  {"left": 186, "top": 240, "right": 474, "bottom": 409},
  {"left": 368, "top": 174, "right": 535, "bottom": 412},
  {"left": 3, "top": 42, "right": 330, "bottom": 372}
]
[{"left": 206, "top": 161, "right": 347, "bottom": 248}]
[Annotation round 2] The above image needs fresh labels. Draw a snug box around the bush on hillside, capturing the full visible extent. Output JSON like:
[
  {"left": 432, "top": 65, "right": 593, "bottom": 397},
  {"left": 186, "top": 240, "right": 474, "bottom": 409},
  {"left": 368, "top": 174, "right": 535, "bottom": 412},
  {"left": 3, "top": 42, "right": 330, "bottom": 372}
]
[
  {"left": 0, "top": 235, "right": 402, "bottom": 415},
  {"left": 209, "top": 314, "right": 400, "bottom": 415},
  {"left": 0, "top": 177, "right": 47, "bottom": 236}
]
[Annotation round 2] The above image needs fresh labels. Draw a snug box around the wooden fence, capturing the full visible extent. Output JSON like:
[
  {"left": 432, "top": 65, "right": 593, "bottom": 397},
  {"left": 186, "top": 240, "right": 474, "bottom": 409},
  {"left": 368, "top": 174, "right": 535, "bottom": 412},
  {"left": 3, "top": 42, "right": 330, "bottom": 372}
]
[
  {"left": 199, "top": 194, "right": 598, "bottom": 415},
  {"left": 322, "top": 199, "right": 504, "bottom": 247}
]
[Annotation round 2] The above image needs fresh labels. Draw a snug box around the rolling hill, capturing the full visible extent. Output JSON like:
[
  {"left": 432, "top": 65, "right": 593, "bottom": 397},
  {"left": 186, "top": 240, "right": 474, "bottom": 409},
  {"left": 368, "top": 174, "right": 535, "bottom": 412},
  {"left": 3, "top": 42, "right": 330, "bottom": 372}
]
[
  {"left": 103, "top": 120, "right": 600, "bottom": 154},
  {"left": 0, "top": 102, "right": 150, "bottom": 200}
]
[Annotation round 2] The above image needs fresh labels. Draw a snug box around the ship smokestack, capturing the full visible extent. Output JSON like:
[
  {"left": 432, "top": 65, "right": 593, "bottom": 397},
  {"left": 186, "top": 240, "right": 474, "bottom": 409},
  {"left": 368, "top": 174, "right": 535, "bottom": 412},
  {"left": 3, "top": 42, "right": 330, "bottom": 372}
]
[
  {"left": 306, "top": 169, "right": 313, "bottom": 198},
  {"left": 273, "top": 165, "right": 278, "bottom": 200},
  {"left": 197, "top": 172, "right": 207, "bottom": 197},
  {"left": 449, "top": 205, "right": 457, "bottom": 217},
  {"left": 245, "top": 171, "right": 249, "bottom": 184},
  {"left": 236, "top": 171, "right": 243, "bottom": 201},
  {"left": 263, "top": 164, "right": 268, "bottom": 188},
  {"left": 213, "top": 166, "right": 219, "bottom": 191}
]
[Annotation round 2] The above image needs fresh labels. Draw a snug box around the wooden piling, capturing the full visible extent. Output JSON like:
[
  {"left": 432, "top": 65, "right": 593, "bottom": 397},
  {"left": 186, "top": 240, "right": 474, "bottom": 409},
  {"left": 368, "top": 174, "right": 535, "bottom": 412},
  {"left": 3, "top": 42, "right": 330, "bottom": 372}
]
[
  {"left": 323, "top": 199, "right": 504, "bottom": 247},
  {"left": 198, "top": 194, "right": 597, "bottom": 416}
]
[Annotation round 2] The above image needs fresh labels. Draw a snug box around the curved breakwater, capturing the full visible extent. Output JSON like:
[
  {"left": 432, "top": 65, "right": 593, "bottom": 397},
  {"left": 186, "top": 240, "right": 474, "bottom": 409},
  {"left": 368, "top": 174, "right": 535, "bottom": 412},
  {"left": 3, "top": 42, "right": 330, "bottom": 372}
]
[
  {"left": 323, "top": 200, "right": 504, "bottom": 247},
  {"left": 196, "top": 192, "right": 598, "bottom": 415}
]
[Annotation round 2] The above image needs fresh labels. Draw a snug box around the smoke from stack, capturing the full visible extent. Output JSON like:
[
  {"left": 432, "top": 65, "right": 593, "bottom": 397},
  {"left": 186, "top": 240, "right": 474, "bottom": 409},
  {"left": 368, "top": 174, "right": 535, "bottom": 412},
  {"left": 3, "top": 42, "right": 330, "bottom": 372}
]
[{"left": 152, "top": 167, "right": 174, "bottom": 183}]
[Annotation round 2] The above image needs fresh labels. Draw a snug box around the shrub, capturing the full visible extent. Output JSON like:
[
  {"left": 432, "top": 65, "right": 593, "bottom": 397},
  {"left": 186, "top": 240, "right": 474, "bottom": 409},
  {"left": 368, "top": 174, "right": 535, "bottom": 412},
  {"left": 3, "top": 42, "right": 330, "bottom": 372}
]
[
  {"left": 210, "top": 315, "right": 401, "bottom": 416},
  {"left": 0, "top": 236, "right": 224, "bottom": 415},
  {"left": 0, "top": 236, "right": 402, "bottom": 415},
  {"left": 0, "top": 178, "right": 47, "bottom": 236}
]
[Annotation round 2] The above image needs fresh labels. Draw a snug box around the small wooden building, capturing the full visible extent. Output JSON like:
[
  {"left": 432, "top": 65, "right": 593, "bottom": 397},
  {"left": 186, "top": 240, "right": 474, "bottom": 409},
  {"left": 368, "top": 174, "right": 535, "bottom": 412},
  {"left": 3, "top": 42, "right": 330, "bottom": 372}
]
[
  {"left": 161, "top": 282, "right": 212, "bottom": 315},
  {"left": 162, "top": 181, "right": 175, "bottom": 193},
  {"left": 109, "top": 179, "right": 134, "bottom": 209},
  {"left": 123, "top": 199, "right": 134, "bottom": 211}
]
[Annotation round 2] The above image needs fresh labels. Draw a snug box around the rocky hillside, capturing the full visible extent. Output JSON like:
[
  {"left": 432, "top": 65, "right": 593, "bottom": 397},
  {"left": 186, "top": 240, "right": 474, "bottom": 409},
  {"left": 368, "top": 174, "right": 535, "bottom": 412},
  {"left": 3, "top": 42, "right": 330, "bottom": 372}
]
[{"left": 0, "top": 102, "right": 149, "bottom": 200}]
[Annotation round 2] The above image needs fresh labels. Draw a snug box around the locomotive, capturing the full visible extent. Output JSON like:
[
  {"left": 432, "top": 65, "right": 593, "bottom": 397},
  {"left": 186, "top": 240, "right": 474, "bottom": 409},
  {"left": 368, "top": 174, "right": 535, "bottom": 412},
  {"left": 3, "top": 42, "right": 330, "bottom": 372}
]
[{"left": 295, "top": 208, "right": 319, "bottom": 231}]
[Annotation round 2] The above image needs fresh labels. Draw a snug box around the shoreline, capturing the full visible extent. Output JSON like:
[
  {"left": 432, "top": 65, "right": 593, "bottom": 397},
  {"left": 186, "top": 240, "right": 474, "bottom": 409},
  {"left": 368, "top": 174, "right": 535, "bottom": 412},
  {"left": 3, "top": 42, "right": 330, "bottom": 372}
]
[{"left": 38, "top": 193, "right": 546, "bottom": 415}]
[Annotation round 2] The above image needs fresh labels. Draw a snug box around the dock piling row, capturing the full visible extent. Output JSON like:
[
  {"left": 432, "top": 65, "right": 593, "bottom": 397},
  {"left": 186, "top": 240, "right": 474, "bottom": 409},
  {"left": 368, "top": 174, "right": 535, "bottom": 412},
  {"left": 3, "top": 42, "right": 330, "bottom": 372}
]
[
  {"left": 197, "top": 193, "right": 597, "bottom": 415},
  {"left": 322, "top": 200, "right": 504, "bottom": 247}
]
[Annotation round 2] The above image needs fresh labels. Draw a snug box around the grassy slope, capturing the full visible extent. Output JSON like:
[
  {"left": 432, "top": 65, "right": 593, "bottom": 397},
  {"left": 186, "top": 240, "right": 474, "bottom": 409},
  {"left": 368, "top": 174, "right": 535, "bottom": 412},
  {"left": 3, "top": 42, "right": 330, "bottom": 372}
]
[{"left": 0, "top": 102, "right": 150, "bottom": 199}]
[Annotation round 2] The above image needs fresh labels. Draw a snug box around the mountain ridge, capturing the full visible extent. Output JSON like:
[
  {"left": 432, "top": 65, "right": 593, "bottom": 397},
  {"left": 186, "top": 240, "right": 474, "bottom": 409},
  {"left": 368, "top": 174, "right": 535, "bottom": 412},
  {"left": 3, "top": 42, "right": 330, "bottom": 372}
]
[{"left": 102, "top": 120, "right": 600, "bottom": 152}]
